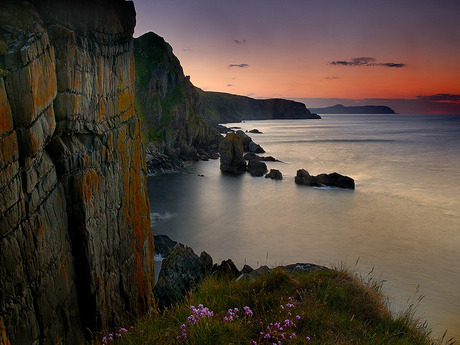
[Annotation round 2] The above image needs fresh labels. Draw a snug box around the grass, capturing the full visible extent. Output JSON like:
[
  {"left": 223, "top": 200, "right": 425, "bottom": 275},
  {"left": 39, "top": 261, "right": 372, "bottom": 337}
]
[{"left": 89, "top": 267, "right": 455, "bottom": 345}]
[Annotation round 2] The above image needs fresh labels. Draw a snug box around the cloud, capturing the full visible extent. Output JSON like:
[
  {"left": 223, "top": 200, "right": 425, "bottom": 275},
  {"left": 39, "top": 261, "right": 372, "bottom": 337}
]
[
  {"left": 234, "top": 39, "right": 247, "bottom": 44},
  {"left": 325, "top": 76, "right": 340, "bottom": 80},
  {"left": 330, "top": 57, "right": 406, "bottom": 68},
  {"left": 417, "top": 94, "right": 460, "bottom": 103},
  {"left": 228, "top": 63, "right": 249, "bottom": 68}
]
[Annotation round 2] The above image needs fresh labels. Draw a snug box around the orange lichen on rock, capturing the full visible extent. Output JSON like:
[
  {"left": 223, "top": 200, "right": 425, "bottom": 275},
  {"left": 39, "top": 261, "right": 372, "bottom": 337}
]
[
  {"left": 0, "top": 79, "right": 13, "bottom": 137},
  {"left": 0, "top": 317, "right": 11, "bottom": 345}
]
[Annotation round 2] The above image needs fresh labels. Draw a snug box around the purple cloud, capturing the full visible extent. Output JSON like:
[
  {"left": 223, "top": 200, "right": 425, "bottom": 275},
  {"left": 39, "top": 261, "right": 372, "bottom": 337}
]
[{"left": 330, "top": 57, "right": 406, "bottom": 68}]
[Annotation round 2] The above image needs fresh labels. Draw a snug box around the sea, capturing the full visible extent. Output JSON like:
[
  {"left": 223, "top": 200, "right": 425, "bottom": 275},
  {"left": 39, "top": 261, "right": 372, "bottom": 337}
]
[{"left": 147, "top": 114, "right": 460, "bottom": 341}]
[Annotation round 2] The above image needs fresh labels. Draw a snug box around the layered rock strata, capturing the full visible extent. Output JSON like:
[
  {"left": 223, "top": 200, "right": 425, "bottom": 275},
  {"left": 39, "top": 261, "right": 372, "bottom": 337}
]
[{"left": 0, "top": 1, "right": 154, "bottom": 344}]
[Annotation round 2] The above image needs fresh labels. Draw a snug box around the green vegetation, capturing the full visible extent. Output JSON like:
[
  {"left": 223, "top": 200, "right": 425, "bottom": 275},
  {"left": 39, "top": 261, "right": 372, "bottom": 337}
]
[{"left": 92, "top": 268, "right": 451, "bottom": 345}]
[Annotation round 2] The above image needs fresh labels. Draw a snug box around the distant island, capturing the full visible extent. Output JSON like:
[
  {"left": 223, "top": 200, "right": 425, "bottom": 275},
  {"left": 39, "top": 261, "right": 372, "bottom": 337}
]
[{"left": 308, "top": 104, "right": 396, "bottom": 114}]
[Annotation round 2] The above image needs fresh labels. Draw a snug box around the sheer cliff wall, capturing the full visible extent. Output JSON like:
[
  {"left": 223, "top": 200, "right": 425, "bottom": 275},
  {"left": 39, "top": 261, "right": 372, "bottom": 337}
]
[
  {"left": 134, "top": 32, "right": 221, "bottom": 172},
  {"left": 0, "top": 1, "right": 154, "bottom": 344}
]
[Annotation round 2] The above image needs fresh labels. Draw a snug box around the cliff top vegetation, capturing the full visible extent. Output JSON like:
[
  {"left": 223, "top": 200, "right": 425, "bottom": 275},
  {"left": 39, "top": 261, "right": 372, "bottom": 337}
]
[{"left": 92, "top": 268, "right": 453, "bottom": 345}]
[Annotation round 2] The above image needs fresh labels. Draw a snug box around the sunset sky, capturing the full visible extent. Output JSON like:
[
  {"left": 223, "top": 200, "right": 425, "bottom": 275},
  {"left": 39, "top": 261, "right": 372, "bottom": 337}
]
[{"left": 132, "top": 0, "right": 460, "bottom": 113}]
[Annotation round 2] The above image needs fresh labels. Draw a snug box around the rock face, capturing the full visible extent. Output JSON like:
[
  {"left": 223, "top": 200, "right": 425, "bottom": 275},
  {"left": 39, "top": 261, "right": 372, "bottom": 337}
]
[
  {"left": 218, "top": 132, "right": 246, "bottom": 174},
  {"left": 133, "top": 32, "right": 221, "bottom": 173},
  {"left": 295, "top": 169, "right": 355, "bottom": 189},
  {"left": 0, "top": 1, "right": 154, "bottom": 344},
  {"left": 235, "top": 130, "right": 265, "bottom": 153},
  {"left": 154, "top": 234, "right": 185, "bottom": 258},
  {"left": 154, "top": 247, "right": 213, "bottom": 310},
  {"left": 198, "top": 89, "right": 322, "bottom": 123}
]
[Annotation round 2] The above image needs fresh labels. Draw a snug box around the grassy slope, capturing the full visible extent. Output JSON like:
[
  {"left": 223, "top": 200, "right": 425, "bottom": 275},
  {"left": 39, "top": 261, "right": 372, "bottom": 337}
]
[{"left": 92, "top": 268, "right": 449, "bottom": 345}]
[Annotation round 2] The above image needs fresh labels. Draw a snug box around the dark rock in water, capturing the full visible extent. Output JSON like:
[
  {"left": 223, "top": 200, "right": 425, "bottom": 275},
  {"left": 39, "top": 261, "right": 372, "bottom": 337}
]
[
  {"left": 212, "top": 259, "right": 241, "bottom": 278},
  {"left": 248, "top": 129, "right": 263, "bottom": 134},
  {"left": 295, "top": 169, "right": 355, "bottom": 189},
  {"left": 218, "top": 133, "right": 247, "bottom": 174},
  {"left": 295, "top": 169, "right": 320, "bottom": 187},
  {"left": 154, "top": 235, "right": 185, "bottom": 258},
  {"left": 154, "top": 247, "right": 213, "bottom": 309},
  {"left": 244, "top": 153, "right": 278, "bottom": 162},
  {"left": 247, "top": 160, "right": 268, "bottom": 176},
  {"left": 235, "top": 130, "right": 265, "bottom": 153},
  {"left": 281, "top": 263, "right": 329, "bottom": 274},
  {"left": 316, "top": 172, "right": 355, "bottom": 189},
  {"left": 265, "top": 169, "right": 283, "bottom": 180}
]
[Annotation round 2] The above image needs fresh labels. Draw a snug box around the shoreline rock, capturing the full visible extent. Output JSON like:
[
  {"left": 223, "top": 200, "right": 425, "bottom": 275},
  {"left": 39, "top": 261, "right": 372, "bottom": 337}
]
[
  {"left": 153, "top": 237, "right": 329, "bottom": 309},
  {"left": 265, "top": 169, "right": 283, "bottom": 180},
  {"left": 295, "top": 169, "right": 355, "bottom": 189}
]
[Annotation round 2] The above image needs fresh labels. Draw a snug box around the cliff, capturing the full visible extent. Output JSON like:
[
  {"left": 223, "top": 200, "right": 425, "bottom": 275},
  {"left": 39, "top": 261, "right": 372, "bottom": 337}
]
[
  {"left": 308, "top": 104, "right": 396, "bottom": 114},
  {"left": 0, "top": 1, "right": 154, "bottom": 344},
  {"left": 134, "top": 32, "right": 221, "bottom": 173},
  {"left": 198, "top": 89, "right": 321, "bottom": 124}
]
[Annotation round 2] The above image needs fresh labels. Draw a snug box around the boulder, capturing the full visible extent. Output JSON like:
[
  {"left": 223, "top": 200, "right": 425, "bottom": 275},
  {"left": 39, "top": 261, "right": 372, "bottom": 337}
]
[
  {"left": 265, "top": 169, "right": 283, "bottom": 180},
  {"left": 218, "top": 132, "right": 246, "bottom": 174},
  {"left": 247, "top": 159, "right": 268, "bottom": 176},
  {"left": 154, "top": 247, "right": 213, "bottom": 309},
  {"left": 295, "top": 169, "right": 355, "bottom": 189}
]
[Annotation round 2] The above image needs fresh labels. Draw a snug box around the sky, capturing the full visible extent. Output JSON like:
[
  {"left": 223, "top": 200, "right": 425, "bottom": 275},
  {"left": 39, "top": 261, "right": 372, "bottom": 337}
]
[{"left": 132, "top": 0, "right": 460, "bottom": 113}]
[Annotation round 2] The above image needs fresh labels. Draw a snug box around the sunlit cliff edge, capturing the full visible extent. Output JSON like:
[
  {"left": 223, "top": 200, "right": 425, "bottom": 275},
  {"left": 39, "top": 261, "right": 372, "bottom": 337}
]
[{"left": 0, "top": 1, "right": 154, "bottom": 343}]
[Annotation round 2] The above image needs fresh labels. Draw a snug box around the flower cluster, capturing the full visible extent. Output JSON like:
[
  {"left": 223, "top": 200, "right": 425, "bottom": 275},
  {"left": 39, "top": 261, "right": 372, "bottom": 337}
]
[
  {"left": 101, "top": 327, "right": 130, "bottom": 344},
  {"left": 177, "top": 304, "right": 214, "bottom": 340},
  {"left": 253, "top": 297, "right": 311, "bottom": 345},
  {"left": 223, "top": 306, "right": 254, "bottom": 322}
]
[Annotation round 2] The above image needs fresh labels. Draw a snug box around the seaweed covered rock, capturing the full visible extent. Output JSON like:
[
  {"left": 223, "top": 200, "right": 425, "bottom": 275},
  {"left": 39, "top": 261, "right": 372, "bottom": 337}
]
[{"left": 218, "top": 132, "right": 246, "bottom": 174}]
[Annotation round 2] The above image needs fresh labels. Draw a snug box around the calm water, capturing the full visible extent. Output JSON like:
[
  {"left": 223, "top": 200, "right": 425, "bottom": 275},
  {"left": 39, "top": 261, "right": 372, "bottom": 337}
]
[{"left": 148, "top": 114, "right": 460, "bottom": 340}]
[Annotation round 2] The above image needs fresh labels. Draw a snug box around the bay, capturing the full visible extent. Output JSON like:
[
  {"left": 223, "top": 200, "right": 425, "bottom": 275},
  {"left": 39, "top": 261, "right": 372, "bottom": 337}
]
[{"left": 148, "top": 114, "right": 460, "bottom": 340}]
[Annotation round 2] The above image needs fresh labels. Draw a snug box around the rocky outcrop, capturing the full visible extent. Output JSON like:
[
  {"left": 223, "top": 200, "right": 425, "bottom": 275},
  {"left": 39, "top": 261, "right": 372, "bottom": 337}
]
[
  {"left": 265, "top": 169, "right": 283, "bottom": 180},
  {"left": 235, "top": 130, "right": 265, "bottom": 153},
  {"left": 154, "top": 234, "right": 185, "bottom": 258},
  {"left": 295, "top": 169, "right": 355, "bottom": 189},
  {"left": 308, "top": 104, "right": 396, "bottom": 114},
  {"left": 154, "top": 247, "right": 213, "bottom": 310},
  {"left": 244, "top": 153, "right": 278, "bottom": 162},
  {"left": 198, "top": 88, "right": 321, "bottom": 123},
  {"left": 218, "top": 132, "right": 246, "bottom": 174},
  {"left": 133, "top": 32, "right": 221, "bottom": 173},
  {"left": 0, "top": 1, "right": 154, "bottom": 344},
  {"left": 247, "top": 159, "right": 268, "bottom": 177}
]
